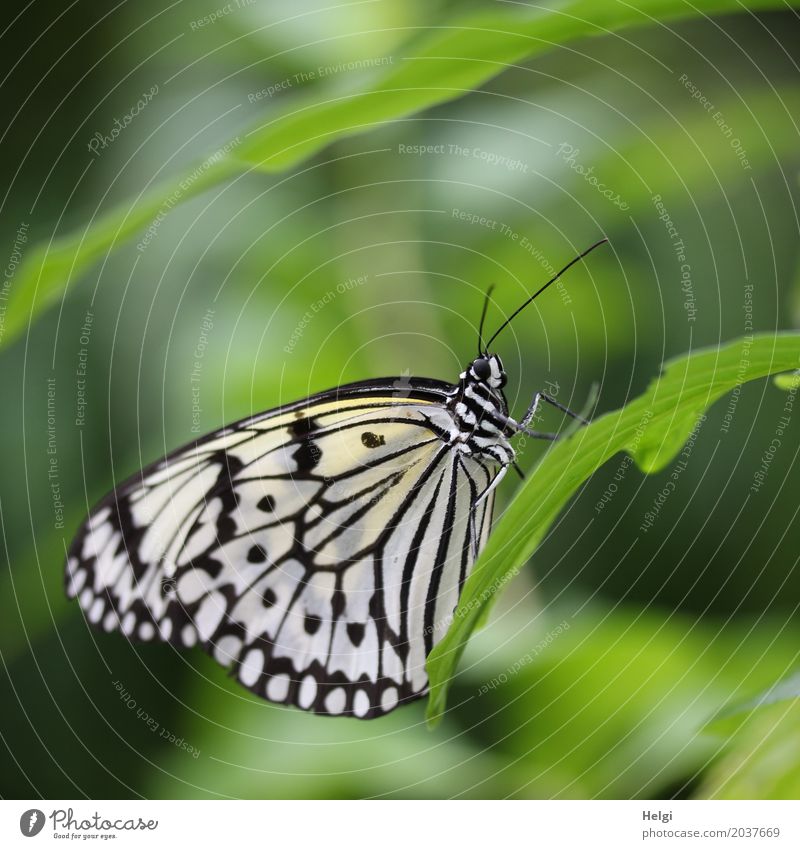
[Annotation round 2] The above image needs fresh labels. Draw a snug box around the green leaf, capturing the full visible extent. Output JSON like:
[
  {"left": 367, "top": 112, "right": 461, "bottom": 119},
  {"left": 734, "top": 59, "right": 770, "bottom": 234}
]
[
  {"left": 232, "top": 0, "right": 796, "bottom": 171},
  {"left": 4, "top": 0, "right": 798, "bottom": 351},
  {"left": 426, "top": 332, "right": 800, "bottom": 726}
]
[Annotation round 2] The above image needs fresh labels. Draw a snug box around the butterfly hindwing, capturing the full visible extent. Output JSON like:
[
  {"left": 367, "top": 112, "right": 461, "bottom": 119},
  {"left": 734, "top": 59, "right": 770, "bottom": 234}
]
[{"left": 66, "top": 379, "right": 499, "bottom": 718}]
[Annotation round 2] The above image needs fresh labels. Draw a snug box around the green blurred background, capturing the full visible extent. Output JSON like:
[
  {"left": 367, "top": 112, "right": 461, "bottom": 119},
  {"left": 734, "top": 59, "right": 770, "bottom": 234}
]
[{"left": 1, "top": 0, "right": 800, "bottom": 799}]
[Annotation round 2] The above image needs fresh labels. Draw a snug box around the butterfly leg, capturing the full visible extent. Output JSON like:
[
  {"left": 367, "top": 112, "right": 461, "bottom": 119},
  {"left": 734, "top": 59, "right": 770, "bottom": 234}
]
[
  {"left": 494, "top": 409, "right": 560, "bottom": 441},
  {"left": 469, "top": 463, "right": 510, "bottom": 559},
  {"left": 518, "top": 392, "right": 544, "bottom": 430},
  {"left": 475, "top": 463, "right": 508, "bottom": 508},
  {"left": 519, "top": 391, "right": 590, "bottom": 430},
  {"left": 469, "top": 511, "right": 478, "bottom": 561}
]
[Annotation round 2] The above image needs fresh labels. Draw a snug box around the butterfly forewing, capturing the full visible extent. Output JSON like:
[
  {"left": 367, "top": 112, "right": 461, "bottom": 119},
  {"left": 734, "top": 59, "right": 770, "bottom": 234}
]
[{"left": 66, "top": 379, "right": 499, "bottom": 718}]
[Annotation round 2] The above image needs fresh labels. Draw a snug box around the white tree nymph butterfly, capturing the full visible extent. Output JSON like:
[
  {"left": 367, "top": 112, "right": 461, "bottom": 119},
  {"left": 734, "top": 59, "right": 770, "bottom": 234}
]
[{"left": 66, "top": 239, "right": 606, "bottom": 719}]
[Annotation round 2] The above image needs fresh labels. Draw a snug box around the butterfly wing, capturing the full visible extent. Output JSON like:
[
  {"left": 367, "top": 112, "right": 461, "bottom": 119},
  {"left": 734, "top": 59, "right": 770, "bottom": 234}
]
[{"left": 66, "top": 378, "right": 499, "bottom": 718}]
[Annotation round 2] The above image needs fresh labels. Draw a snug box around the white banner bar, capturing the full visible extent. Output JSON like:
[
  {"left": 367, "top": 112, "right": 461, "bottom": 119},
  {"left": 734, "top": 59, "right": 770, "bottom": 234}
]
[{"left": 2, "top": 799, "right": 797, "bottom": 848}]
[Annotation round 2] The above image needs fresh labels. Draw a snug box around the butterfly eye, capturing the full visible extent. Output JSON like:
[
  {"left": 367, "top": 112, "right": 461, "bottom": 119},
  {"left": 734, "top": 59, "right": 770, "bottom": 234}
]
[{"left": 472, "top": 358, "right": 492, "bottom": 381}]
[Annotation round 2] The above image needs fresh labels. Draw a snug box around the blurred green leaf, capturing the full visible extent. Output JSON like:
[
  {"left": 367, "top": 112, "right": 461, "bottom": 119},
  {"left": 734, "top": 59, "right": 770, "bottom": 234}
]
[
  {"left": 5, "top": 0, "right": 798, "bottom": 351},
  {"left": 1, "top": 155, "right": 241, "bottom": 351},
  {"left": 233, "top": 0, "right": 796, "bottom": 171},
  {"left": 456, "top": 604, "right": 800, "bottom": 798},
  {"left": 144, "top": 602, "right": 799, "bottom": 799},
  {"left": 427, "top": 332, "right": 800, "bottom": 725},
  {"left": 698, "top": 701, "right": 800, "bottom": 799},
  {"left": 709, "top": 670, "right": 800, "bottom": 725},
  {"left": 773, "top": 371, "right": 800, "bottom": 391},
  {"left": 0, "top": 514, "right": 73, "bottom": 664}
]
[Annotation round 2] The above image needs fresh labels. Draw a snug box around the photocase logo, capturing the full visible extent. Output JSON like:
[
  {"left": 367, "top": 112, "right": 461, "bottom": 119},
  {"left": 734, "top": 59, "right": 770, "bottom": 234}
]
[
  {"left": 392, "top": 368, "right": 413, "bottom": 398},
  {"left": 160, "top": 575, "right": 177, "bottom": 598},
  {"left": 19, "top": 809, "right": 45, "bottom": 837}
]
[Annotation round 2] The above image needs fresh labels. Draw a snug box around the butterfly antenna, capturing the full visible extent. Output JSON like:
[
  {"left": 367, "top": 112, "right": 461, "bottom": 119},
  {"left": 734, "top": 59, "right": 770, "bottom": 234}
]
[
  {"left": 485, "top": 238, "right": 609, "bottom": 349},
  {"left": 477, "top": 284, "right": 495, "bottom": 356}
]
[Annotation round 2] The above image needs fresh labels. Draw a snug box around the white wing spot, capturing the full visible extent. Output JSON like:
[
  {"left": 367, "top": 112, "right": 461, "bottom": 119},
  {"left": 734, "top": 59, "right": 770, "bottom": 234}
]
[
  {"left": 240, "top": 648, "right": 264, "bottom": 687},
  {"left": 213, "top": 635, "right": 242, "bottom": 665},
  {"left": 195, "top": 592, "right": 226, "bottom": 642},
  {"left": 84, "top": 519, "right": 114, "bottom": 560},
  {"left": 266, "top": 673, "right": 290, "bottom": 701},
  {"left": 138, "top": 622, "right": 155, "bottom": 640},
  {"left": 353, "top": 690, "right": 371, "bottom": 718},
  {"left": 71, "top": 570, "right": 87, "bottom": 596},
  {"left": 178, "top": 569, "right": 215, "bottom": 605},
  {"left": 380, "top": 687, "right": 399, "bottom": 713},
  {"left": 94, "top": 506, "right": 111, "bottom": 524},
  {"left": 298, "top": 675, "right": 317, "bottom": 709},
  {"left": 122, "top": 612, "right": 137, "bottom": 635},
  {"left": 181, "top": 625, "right": 198, "bottom": 647},
  {"left": 325, "top": 687, "right": 346, "bottom": 714},
  {"left": 67, "top": 561, "right": 86, "bottom": 596},
  {"left": 88, "top": 598, "right": 105, "bottom": 624}
]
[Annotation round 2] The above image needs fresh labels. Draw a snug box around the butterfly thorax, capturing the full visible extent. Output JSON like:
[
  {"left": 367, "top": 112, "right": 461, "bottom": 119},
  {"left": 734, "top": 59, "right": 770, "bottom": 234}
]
[{"left": 445, "top": 354, "right": 514, "bottom": 467}]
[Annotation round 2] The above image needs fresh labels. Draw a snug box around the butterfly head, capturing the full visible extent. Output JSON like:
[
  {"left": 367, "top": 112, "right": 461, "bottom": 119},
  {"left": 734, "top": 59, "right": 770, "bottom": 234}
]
[{"left": 469, "top": 354, "right": 506, "bottom": 389}]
